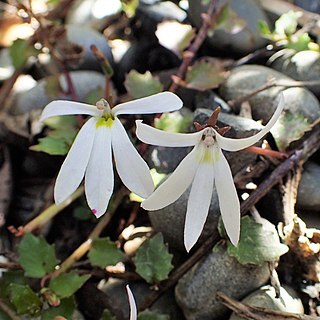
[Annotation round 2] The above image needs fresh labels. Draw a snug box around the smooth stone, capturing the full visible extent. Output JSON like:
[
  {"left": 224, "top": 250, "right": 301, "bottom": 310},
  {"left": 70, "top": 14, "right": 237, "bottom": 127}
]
[
  {"left": 0, "top": 48, "right": 14, "bottom": 81},
  {"left": 270, "top": 50, "right": 320, "bottom": 96},
  {"left": 10, "top": 71, "right": 106, "bottom": 115},
  {"left": 194, "top": 91, "right": 231, "bottom": 113},
  {"left": 66, "top": 24, "right": 113, "bottom": 70},
  {"left": 66, "top": 0, "right": 122, "bottom": 29},
  {"left": 219, "top": 65, "right": 320, "bottom": 123},
  {"left": 175, "top": 244, "right": 270, "bottom": 320},
  {"left": 100, "top": 279, "right": 184, "bottom": 319},
  {"left": 294, "top": 0, "right": 320, "bottom": 13},
  {"left": 297, "top": 162, "right": 320, "bottom": 212},
  {"left": 137, "top": 1, "right": 187, "bottom": 22},
  {"left": 188, "top": 0, "right": 269, "bottom": 55},
  {"left": 229, "top": 285, "right": 304, "bottom": 319},
  {"left": 149, "top": 182, "right": 221, "bottom": 252}
]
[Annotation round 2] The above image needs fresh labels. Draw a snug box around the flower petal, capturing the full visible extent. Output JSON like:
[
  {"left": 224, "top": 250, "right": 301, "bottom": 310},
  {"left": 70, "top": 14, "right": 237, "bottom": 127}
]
[
  {"left": 184, "top": 159, "right": 214, "bottom": 252},
  {"left": 40, "top": 100, "right": 101, "bottom": 122},
  {"left": 136, "top": 120, "right": 203, "bottom": 147},
  {"left": 126, "top": 285, "right": 137, "bottom": 320},
  {"left": 54, "top": 117, "right": 97, "bottom": 204},
  {"left": 216, "top": 93, "right": 284, "bottom": 151},
  {"left": 112, "top": 92, "right": 183, "bottom": 116},
  {"left": 142, "top": 146, "right": 199, "bottom": 210},
  {"left": 214, "top": 147, "right": 240, "bottom": 246},
  {"left": 85, "top": 125, "right": 113, "bottom": 218},
  {"left": 112, "top": 118, "right": 154, "bottom": 198}
]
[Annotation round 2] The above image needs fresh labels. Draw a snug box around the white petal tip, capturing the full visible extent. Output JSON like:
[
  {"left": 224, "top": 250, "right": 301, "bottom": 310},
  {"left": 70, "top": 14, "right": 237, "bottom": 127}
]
[{"left": 91, "top": 209, "right": 105, "bottom": 219}]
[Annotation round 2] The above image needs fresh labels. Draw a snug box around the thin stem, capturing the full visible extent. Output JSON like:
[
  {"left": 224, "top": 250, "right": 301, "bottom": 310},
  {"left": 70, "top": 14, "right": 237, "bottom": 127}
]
[
  {"left": 9, "top": 186, "right": 84, "bottom": 236},
  {"left": 169, "top": 0, "right": 219, "bottom": 92},
  {"left": 216, "top": 291, "right": 318, "bottom": 320},
  {"left": 0, "top": 299, "right": 22, "bottom": 320},
  {"left": 52, "top": 188, "right": 127, "bottom": 277}
]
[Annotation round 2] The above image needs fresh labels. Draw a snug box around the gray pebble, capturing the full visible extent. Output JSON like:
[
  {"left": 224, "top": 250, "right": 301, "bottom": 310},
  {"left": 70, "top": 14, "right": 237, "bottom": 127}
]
[
  {"left": 10, "top": 71, "right": 106, "bottom": 115},
  {"left": 229, "top": 285, "right": 304, "bottom": 319},
  {"left": 188, "top": 0, "right": 269, "bottom": 55},
  {"left": 297, "top": 161, "right": 320, "bottom": 212},
  {"left": 175, "top": 244, "right": 270, "bottom": 320}
]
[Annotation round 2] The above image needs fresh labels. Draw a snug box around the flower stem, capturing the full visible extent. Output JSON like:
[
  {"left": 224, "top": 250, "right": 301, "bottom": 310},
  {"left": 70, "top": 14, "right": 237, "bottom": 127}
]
[
  {"left": 22, "top": 186, "right": 84, "bottom": 234},
  {"left": 0, "top": 299, "right": 21, "bottom": 320},
  {"left": 52, "top": 188, "right": 127, "bottom": 277},
  {"left": 169, "top": 0, "right": 219, "bottom": 92}
]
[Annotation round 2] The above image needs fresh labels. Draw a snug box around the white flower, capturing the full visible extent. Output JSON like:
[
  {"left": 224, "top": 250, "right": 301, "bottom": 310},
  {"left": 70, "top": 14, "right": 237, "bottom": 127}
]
[
  {"left": 40, "top": 92, "right": 183, "bottom": 217},
  {"left": 136, "top": 95, "right": 284, "bottom": 252},
  {"left": 126, "top": 285, "right": 137, "bottom": 320}
]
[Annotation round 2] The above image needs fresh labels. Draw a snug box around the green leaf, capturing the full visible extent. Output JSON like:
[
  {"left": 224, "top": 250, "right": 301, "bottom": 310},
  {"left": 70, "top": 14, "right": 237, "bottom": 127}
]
[
  {"left": 73, "top": 205, "right": 93, "bottom": 220},
  {"left": 155, "top": 111, "right": 193, "bottom": 133},
  {"left": 88, "top": 237, "right": 126, "bottom": 268},
  {"left": 258, "top": 20, "right": 272, "bottom": 37},
  {"left": 18, "top": 233, "right": 58, "bottom": 278},
  {"left": 45, "top": 76, "right": 62, "bottom": 98},
  {"left": 101, "top": 309, "right": 116, "bottom": 320},
  {"left": 133, "top": 233, "right": 173, "bottom": 284},
  {"left": 31, "top": 115, "right": 78, "bottom": 156},
  {"left": 287, "top": 33, "right": 312, "bottom": 51},
  {"left": 0, "top": 271, "right": 27, "bottom": 299},
  {"left": 138, "top": 309, "right": 169, "bottom": 320},
  {"left": 124, "top": 70, "right": 163, "bottom": 99},
  {"left": 49, "top": 272, "right": 91, "bottom": 298},
  {"left": 85, "top": 87, "right": 105, "bottom": 105},
  {"left": 270, "top": 110, "right": 312, "bottom": 151},
  {"left": 185, "top": 57, "right": 226, "bottom": 91},
  {"left": 227, "top": 216, "right": 289, "bottom": 265},
  {"left": 275, "top": 11, "right": 301, "bottom": 35},
  {"left": 9, "top": 284, "right": 42, "bottom": 315},
  {"left": 215, "top": 4, "right": 246, "bottom": 34},
  {"left": 9, "top": 39, "right": 38, "bottom": 69},
  {"left": 121, "top": 0, "right": 139, "bottom": 18},
  {"left": 42, "top": 297, "right": 75, "bottom": 320},
  {"left": 30, "top": 136, "right": 71, "bottom": 155}
]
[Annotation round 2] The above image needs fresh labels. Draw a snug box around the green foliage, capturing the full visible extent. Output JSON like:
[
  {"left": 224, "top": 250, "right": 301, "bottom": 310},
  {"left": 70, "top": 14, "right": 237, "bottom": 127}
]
[
  {"left": 275, "top": 11, "right": 301, "bottom": 35},
  {"left": 226, "top": 216, "right": 289, "bottom": 265},
  {"left": 45, "top": 76, "right": 62, "bottom": 98},
  {"left": 155, "top": 111, "right": 193, "bottom": 133},
  {"left": 18, "top": 233, "right": 59, "bottom": 278},
  {"left": 31, "top": 115, "right": 78, "bottom": 155},
  {"left": 41, "top": 297, "right": 75, "bottom": 320},
  {"left": 88, "top": 237, "right": 126, "bottom": 268},
  {"left": 101, "top": 309, "right": 116, "bottom": 320},
  {"left": 0, "top": 271, "right": 27, "bottom": 298},
  {"left": 215, "top": 4, "right": 246, "bottom": 34},
  {"left": 121, "top": 0, "right": 139, "bottom": 17},
  {"left": 10, "top": 39, "right": 38, "bottom": 69},
  {"left": 184, "top": 57, "right": 226, "bottom": 91},
  {"left": 133, "top": 233, "right": 173, "bottom": 284},
  {"left": 73, "top": 205, "right": 93, "bottom": 220},
  {"left": 124, "top": 70, "right": 163, "bottom": 99},
  {"left": 259, "top": 11, "right": 319, "bottom": 52},
  {"left": 138, "top": 309, "right": 170, "bottom": 320},
  {"left": 9, "top": 284, "right": 42, "bottom": 315},
  {"left": 271, "top": 110, "right": 312, "bottom": 151},
  {"left": 85, "top": 87, "right": 105, "bottom": 105},
  {"left": 49, "top": 272, "right": 91, "bottom": 298}
]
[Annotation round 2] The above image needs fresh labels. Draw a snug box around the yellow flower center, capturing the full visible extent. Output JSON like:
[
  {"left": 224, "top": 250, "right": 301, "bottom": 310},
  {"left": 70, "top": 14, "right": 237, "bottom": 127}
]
[{"left": 96, "top": 113, "right": 115, "bottom": 128}]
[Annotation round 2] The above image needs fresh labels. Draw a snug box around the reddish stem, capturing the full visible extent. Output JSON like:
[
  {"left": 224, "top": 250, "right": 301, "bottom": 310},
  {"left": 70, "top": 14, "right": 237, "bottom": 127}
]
[{"left": 169, "top": 0, "right": 219, "bottom": 92}]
